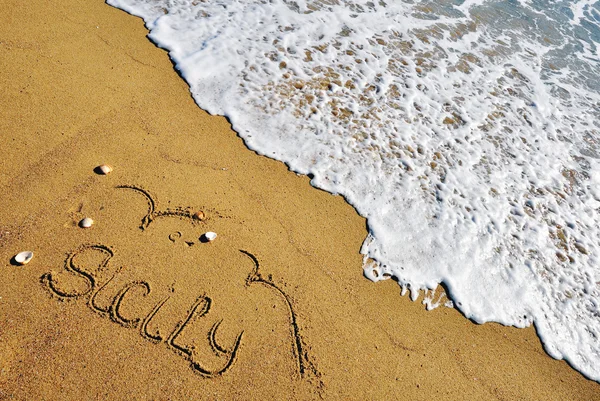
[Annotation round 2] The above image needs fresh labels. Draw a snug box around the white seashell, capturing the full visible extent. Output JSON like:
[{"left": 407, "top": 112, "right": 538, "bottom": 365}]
[
  {"left": 96, "top": 164, "right": 113, "bottom": 175},
  {"left": 14, "top": 251, "right": 33, "bottom": 265},
  {"left": 79, "top": 217, "right": 94, "bottom": 228},
  {"left": 203, "top": 232, "right": 217, "bottom": 242}
]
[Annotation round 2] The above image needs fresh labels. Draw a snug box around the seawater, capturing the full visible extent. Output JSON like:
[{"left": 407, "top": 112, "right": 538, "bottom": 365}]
[{"left": 107, "top": 0, "right": 600, "bottom": 380}]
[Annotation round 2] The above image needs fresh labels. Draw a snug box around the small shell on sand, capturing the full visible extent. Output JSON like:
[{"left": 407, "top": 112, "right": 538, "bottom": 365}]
[
  {"left": 95, "top": 164, "right": 113, "bottom": 175},
  {"left": 79, "top": 217, "right": 94, "bottom": 228},
  {"left": 14, "top": 251, "right": 33, "bottom": 265},
  {"left": 192, "top": 211, "right": 206, "bottom": 221},
  {"left": 202, "top": 232, "right": 217, "bottom": 242}
]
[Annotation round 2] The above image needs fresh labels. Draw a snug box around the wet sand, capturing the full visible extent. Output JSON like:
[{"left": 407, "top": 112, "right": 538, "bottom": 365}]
[{"left": 1, "top": 0, "right": 599, "bottom": 399}]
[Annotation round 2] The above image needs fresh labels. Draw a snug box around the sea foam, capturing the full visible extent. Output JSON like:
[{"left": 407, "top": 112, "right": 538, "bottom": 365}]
[{"left": 107, "top": 0, "right": 600, "bottom": 380}]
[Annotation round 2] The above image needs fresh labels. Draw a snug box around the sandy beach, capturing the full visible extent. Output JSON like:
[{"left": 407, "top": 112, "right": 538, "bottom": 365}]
[{"left": 1, "top": 0, "right": 599, "bottom": 399}]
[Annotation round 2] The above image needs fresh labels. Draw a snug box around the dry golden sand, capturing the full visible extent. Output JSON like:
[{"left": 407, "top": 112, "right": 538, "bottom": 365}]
[{"left": 1, "top": 0, "right": 599, "bottom": 399}]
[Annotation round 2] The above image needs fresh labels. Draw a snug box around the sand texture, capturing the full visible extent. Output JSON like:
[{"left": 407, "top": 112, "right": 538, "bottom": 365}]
[{"left": 1, "top": 0, "right": 599, "bottom": 399}]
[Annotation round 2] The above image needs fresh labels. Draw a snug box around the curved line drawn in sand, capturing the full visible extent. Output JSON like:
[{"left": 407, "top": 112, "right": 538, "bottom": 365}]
[
  {"left": 116, "top": 185, "right": 205, "bottom": 230},
  {"left": 90, "top": 267, "right": 123, "bottom": 315},
  {"left": 241, "top": 250, "right": 319, "bottom": 380},
  {"left": 40, "top": 244, "right": 113, "bottom": 299},
  {"left": 167, "top": 296, "right": 244, "bottom": 377},
  {"left": 208, "top": 319, "right": 229, "bottom": 355},
  {"left": 111, "top": 281, "right": 151, "bottom": 328},
  {"left": 39, "top": 185, "right": 319, "bottom": 383},
  {"left": 115, "top": 185, "right": 156, "bottom": 230},
  {"left": 167, "top": 296, "right": 211, "bottom": 357},
  {"left": 141, "top": 295, "right": 171, "bottom": 343}
]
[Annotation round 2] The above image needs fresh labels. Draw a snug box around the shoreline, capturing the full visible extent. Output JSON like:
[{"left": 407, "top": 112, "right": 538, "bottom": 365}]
[{"left": 1, "top": 0, "right": 599, "bottom": 399}]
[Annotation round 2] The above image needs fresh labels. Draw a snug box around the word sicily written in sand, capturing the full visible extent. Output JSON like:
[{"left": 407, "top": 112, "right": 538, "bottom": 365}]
[{"left": 39, "top": 185, "right": 318, "bottom": 380}]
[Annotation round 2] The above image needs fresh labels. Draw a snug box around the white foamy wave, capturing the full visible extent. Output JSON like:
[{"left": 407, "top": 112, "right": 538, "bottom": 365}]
[{"left": 107, "top": 0, "right": 600, "bottom": 380}]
